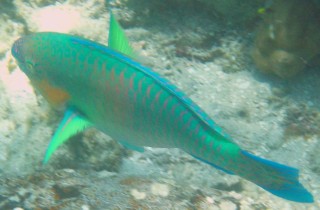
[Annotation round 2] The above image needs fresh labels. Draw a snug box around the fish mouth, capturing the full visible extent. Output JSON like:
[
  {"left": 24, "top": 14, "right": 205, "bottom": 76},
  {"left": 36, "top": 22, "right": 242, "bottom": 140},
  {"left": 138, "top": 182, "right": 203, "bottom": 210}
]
[{"left": 11, "top": 37, "right": 25, "bottom": 63}]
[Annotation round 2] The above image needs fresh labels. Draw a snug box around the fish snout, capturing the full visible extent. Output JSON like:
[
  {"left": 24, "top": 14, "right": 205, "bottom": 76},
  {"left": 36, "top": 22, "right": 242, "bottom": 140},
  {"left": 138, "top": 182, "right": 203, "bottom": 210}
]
[{"left": 11, "top": 37, "right": 25, "bottom": 62}]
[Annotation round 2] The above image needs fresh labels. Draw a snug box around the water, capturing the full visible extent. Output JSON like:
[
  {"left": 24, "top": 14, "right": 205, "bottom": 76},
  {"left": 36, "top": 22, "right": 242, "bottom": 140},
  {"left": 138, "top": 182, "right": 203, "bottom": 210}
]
[{"left": 0, "top": 0, "right": 319, "bottom": 209}]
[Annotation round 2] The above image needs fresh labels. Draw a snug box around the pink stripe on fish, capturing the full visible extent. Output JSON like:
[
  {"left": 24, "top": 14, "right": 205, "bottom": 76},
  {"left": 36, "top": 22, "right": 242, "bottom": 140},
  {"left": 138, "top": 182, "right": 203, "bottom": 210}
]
[
  {"left": 159, "top": 96, "right": 170, "bottom": 118},
  {"left": 129, "top": 72, "right": 136, "bottom": 89},
  {"left": 83, "top": 56, "right": 89, "bottom": 73},
  {"left": 179, "top": 110, "right": 187, "bottom": 121},
  {"left": 201, "top": 140, "right": 207, "bottom": 155},
  {"left": 119, "top": 70, "right": 129, "bottom": 97},
  {"left": 151, "top": 90, "right": 164, "bottom": 139},
  {"left": 101, "top": 61, "right": 107, "bottom": 72},
  {"left": 163, "top": 97, "right": 170, "bottom": 110},
  {"left": 119, "top": 70, "right": 124, "bottom": 86},
  {"left": 105, "top": 71, "right": 111, "bottom": 91},
  {"left": 93, "top": 58, "right": 99, "bottom": 73},
  {"left": 146, "top": 84, "right": 153, "bottom": 98},
  {"left": 115, "top": 86, "right": 120, "bottom": 94},
  {"left": 192, "top": 124, "right": 200, "bottom": 138},
  {"left": 216, "top": 146, "right": 221, "bottom": 153},
  {"left": 175, "top": 110, "right": 187, "bottom": 127},
  {"left": 171, "top": 103, "right": 178, "bottom": 115},
  {"left": 201, "top": 134, "right": 206, "bottom": 141},
  {"left": 209, "top": 141, "right": 214, "bottom": 150},
  {"left": 197, "top": 135, "right": 207, "bottom": 155},
  {"left": 100, "top": 64, "right": 107, "bottom": 87},
  {"left": 193, "top": 137, "right": 200, "bottom": 153},
  {"left": 151, "top": 90, "right": 162, "bottom": 111},
  {"left": 75, "top": 52, "right": 81, "bottom": 68},
  {"left": 133, "top": 92, "right": 137, "bottom": 103},
  {"left": 138, "top": 78, "right": 145, "bottom": 93},
  {"left": 104, "top": 67, "right": 113, "bottom": 107},
  {"left": 110, "top": 68, "right": 115, "bottom": 82},
  {"left": 183, "top": 115, "right": 194, "bottom": 135},
  {"left": 154, "top": 90, "right": 162, "bottom": 103}
]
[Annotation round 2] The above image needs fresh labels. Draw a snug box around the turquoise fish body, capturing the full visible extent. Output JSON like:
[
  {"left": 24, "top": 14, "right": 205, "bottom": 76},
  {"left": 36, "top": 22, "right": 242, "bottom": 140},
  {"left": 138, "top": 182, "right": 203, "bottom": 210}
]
[{"left": 12, "top": 32, "right": 313, "bottom": 203}]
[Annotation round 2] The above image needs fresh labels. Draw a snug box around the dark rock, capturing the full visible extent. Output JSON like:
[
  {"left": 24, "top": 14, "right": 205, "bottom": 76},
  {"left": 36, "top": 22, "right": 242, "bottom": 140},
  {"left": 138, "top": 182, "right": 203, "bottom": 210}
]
[{"left": 252, "top": 0, "right": 320, "bottom": 78}]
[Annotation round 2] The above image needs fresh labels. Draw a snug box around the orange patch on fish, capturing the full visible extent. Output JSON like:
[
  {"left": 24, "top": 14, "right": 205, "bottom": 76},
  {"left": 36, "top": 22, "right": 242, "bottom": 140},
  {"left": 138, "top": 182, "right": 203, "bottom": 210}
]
[{"left": 33, "top": 79, "right": 70, "bottom": 107}]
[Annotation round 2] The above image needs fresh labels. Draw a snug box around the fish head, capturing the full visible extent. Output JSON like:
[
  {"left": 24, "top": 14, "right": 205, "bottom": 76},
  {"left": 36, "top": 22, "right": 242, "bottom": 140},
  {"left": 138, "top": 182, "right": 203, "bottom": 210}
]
[
  {"left": 12, "top": 33, "right": 71, "bottom": 107},
  {"left": 11, "top": 33, "right": 52, "bottom": 81}
]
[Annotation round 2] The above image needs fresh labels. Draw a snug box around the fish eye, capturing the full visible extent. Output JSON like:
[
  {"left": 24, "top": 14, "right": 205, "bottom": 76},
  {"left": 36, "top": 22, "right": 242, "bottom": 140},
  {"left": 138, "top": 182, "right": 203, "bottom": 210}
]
[{"left": 25, "top": 60, "right": 35, "bottom": 73}]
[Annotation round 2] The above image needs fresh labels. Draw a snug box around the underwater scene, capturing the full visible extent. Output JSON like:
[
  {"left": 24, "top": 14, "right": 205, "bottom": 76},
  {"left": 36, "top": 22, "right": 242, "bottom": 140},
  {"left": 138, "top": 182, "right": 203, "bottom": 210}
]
[{"left": 0, "top": 0, "right": 320, "bottom": 209}]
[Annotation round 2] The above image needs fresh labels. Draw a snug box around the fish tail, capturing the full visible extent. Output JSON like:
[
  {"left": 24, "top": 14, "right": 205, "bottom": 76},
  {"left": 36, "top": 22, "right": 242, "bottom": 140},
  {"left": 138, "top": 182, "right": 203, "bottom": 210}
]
[
  {"left": 188, "top": 132, "right": 313, "bottom": 202},
  {"left": 239, "top": 150, "right": 314, "bottom": 203}
]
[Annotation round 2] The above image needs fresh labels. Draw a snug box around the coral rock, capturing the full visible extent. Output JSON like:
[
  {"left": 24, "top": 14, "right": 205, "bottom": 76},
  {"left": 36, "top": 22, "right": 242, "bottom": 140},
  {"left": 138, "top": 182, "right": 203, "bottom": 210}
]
[{"left": 252, "top": 0, "right": 320, "bottom": 78}]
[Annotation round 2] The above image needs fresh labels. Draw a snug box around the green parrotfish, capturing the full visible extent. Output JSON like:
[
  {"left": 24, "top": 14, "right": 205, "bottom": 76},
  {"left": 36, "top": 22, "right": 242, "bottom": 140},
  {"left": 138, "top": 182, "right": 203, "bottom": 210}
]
[{"left": 11, "top": 13, "right": 313, "bottom": 203}]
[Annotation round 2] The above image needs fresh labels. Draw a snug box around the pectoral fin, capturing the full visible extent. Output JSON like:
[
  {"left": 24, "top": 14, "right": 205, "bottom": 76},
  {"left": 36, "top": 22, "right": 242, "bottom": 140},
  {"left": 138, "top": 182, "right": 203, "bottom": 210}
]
[{"left": 43, "top": 109, "right": 92, "bottom": 164}]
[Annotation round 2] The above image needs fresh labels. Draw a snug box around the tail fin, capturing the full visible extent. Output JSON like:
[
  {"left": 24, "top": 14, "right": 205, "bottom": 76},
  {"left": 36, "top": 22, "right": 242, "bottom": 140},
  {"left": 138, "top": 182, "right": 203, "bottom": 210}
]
[{"left": 241, "top": 151, "right": 314, "bottom": 203}]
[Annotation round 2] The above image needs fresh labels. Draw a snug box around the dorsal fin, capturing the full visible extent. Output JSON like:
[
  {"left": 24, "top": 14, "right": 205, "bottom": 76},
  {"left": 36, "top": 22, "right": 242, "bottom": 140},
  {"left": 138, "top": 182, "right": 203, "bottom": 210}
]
[{"left": 108, "top": 12, "right": 135, "bottom": 58}]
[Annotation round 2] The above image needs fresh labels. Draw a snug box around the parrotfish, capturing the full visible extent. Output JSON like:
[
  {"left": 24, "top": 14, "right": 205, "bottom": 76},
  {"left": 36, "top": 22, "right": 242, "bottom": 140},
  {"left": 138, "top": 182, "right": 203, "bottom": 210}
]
[{"left": 11, "top": 13, "right": 313, "bottom": 203}]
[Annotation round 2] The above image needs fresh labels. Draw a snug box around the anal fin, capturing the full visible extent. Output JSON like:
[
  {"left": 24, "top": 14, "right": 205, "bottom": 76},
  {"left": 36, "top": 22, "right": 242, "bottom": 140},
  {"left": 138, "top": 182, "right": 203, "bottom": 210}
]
[
  {"left": 119, "top": 141, "right": 144, "bottom": 152},
  {"left": 189, "top": 153, "right": 234, "bottom": 175}
]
